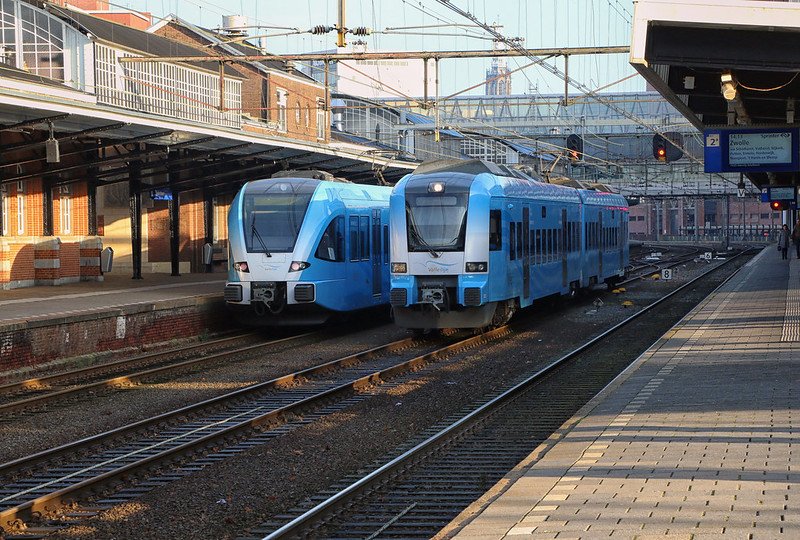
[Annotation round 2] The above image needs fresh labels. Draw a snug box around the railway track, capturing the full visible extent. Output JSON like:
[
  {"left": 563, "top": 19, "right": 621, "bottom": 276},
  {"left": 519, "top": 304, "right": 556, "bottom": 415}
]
[
  {"left": 624, "top": 244, "right": 704, "bottom": 283},
  {"left": 247, "top": 249, "right": 751, "bottom": 540},
  {"left": 0, "top": 326, "right": 526, "bottom": 537},
  {"left": 0, "top": 330, "right": 322, "bottom": 417}
]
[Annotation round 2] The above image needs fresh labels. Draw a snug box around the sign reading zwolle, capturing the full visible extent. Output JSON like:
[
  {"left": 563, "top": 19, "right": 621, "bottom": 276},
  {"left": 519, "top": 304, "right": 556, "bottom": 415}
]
[{"left": 728, "top": 132, "right": 792, "bottom": 166}]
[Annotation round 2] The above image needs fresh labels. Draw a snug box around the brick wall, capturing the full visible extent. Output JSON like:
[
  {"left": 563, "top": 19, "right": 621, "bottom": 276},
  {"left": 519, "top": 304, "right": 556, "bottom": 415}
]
[
  {"left": 0, "top": 296, "right": 232, "bottom": 374},
  {"left": 80, "top": 238, "right": 102, "bottom": 279},
  {"left": 1, "top": 237, "right": 103, "bottom": 289}
]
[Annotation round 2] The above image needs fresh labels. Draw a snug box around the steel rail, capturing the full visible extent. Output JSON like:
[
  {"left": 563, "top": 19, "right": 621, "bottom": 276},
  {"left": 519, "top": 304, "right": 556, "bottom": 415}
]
[
  {"left": 0, "top": 335, "right": 414, "bottom": 479},
  {"left": 0, "top": 331, "right": 253, "bottom": 396},
  {"left": 261, "top": 249, "right": 751, "bottom": 540},
  {"left": 3, "top": 331, "right": 512, "bottom": 532},
  {"left": 0, "top": 331, "right": 320, "bottom": 416}
]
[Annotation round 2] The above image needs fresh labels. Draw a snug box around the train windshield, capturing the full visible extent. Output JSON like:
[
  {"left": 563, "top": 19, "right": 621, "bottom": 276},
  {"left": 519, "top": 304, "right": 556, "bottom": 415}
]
[
  {"left": 405, "top": 180, "right": 470, "bottom": 253},
  {"left": 242, "top": 181, "right": 316, "bottom": 254}
]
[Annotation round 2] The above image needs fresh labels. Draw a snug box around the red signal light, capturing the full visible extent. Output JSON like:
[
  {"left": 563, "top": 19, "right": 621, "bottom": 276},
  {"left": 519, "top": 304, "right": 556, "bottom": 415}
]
[{"left": 771, "top": 201, "right": 788, "bottom": 211}]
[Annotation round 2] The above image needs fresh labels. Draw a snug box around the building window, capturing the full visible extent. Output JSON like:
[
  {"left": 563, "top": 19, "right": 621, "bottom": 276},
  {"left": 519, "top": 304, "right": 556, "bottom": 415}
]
[
  {"left": 305, "top": 105, "right": 311, "bottom": 128},
  {"left": 0, "top": 0, "right": 89, "bottom": 89},
  {"left": 60, "top": 194, "right": 71, "bottom": 234},
  {"left": 276, "top": 88, "right": 287, "bottom": 132},
  {"left": 295, "top": 101, "right": 301, "bottom": 125},
  {"left": 316, "top": 100, "right": 326, "bottom": 140},
  {"left": 0, "top": 184, "right": 7, "bottom": 236},
  {"left": 16, "top": 194, "right": 24, "bottom": 235}
]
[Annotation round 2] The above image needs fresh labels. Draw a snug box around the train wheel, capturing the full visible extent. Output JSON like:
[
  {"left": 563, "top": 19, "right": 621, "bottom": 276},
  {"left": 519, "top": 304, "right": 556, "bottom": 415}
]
[{"left": 491, "top": 299, "right": 517, "bottom": 327}]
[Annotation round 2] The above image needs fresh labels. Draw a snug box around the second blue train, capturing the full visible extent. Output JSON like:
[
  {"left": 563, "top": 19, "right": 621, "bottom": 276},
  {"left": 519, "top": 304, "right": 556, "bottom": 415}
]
[
  {"left": 389, "top": 160, "right": 629, "bottom": 330},
  {"left": 224, "top": 171, "right": 392, "bottom": 325}
]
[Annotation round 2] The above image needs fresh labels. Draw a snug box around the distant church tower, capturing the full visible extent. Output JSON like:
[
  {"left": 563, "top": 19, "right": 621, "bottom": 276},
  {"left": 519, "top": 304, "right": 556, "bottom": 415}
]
[{"left": 485, "top": 57, "right": 512, "bottom": 96}]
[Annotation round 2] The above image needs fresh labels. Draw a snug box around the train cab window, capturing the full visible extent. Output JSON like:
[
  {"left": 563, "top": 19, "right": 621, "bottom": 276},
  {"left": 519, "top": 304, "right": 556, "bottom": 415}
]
[
  {"left": 316, "top": 217, "right": 345, "bottom": 262},
  {"left": 510, "top": 222, "right": 516, "bottom": 260},
  {"left": 489, "top": 210, "right": 501, "bottom": 251}
]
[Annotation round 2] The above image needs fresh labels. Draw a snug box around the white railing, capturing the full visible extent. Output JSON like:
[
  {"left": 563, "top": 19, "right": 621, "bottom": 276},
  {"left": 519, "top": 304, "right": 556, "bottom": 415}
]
[{"left": 95, "top": 44, "right": 242, "bottom": 129}]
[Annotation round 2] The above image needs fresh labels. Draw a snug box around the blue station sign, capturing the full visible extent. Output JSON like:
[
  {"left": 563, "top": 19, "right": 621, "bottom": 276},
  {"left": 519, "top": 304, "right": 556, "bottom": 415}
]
[
  {"left": 704, "top": 127, "right": 799, "bottom": 173},
  {"left": 760, "top": 186, "right": 797, "bottom": 209},
  {"left": 150, "top": 188, "right": 173, "bottom": 201}
]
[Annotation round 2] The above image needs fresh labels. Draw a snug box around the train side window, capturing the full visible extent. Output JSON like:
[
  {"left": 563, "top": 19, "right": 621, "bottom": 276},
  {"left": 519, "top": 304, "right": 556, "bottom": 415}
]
[
  {"left": 383, "top": 225, "right": 389, "bottom": 264},
  {"left": 541, "top": 206, "right": 546, "bottom": 218},
  {"left": 566, "top": 223, "right": 571, "bottom": 252},
  {"left": 536, "top": 229, "right": 544, "bottom": 264},
  {"left": 516, "top": 223, "right": 523, "bottom": 259},
  {"left": 316, "top": 217, "right": 344, "bottom": 262},
  {"left": 557, "top": 228, "right": 562, "bottom": 256},
  {"left": 510, "top": 222, "right": 516, "bottom": 260},
  {"left": 349, "top": 216, "right": 360, "bottom": 261},
  {"left": 360, "top": 215, "right": 370, "bottom": 260},
  {"left": 489, "top": 210, "right": 501, "bottom": 251},
  {"left": 529, "top": 227, "right": 535, "bottom": 254}
]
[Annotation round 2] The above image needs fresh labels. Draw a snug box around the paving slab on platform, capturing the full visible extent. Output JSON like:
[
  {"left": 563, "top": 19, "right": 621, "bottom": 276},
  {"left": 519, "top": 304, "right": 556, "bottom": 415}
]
[{"left": 452, "top": 246, "right": 800, "bottom": 539}]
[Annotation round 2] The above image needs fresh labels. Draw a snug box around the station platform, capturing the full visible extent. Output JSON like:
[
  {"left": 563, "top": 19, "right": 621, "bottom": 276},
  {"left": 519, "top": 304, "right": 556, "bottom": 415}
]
[
  {"left": 452, "top": 245, "right": 800, "bottom": 539},
  {"left": 0, "top": 272, "right": 229, "bottom": 378}
]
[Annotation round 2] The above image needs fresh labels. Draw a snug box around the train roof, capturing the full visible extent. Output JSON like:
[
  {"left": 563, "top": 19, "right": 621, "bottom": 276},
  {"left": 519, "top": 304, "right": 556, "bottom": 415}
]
[
  {"left": 578, "top": 189, "right": 629, "bottom": 208},
  {"left": 242, "top": 176, "right": 390, "bottom": 204},
  {"left": 403, "top": 159, "right": 627, "bottom": 208}
]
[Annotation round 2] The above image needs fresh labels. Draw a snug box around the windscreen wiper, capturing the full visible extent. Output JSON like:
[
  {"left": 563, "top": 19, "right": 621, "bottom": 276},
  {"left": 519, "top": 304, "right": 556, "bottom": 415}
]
[
  {"left": 409, "top": 225, "right": 441, "bottom": 259},
  {"left": 251, "top": 215, "right": 272, "bottom": 257}
]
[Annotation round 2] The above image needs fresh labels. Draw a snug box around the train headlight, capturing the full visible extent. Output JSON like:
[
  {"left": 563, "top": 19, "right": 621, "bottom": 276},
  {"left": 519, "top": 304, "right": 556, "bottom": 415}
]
[
  {"left": 428, "top": 182, "right": 445, "bottom": 193},
  {"left": 234, "top": 261, "right": 249, "bottom": 273},
  {"left": 289, "top": 261, "right": 311, "bottom": 272},
  {"left": 465, "top": 261, "right": 488, "bottom": 273},
  {"left": 391, "top": 262, "right": 407, "bottom": 273}
]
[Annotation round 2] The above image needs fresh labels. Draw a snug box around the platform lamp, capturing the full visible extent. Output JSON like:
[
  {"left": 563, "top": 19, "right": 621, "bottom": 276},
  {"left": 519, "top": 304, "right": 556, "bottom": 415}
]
[
  {"left": 45, "top": 121, "right": 60, "bottom": 163},
  {"left": 721, "top": 72, "right": 738, "bottom": 102}
]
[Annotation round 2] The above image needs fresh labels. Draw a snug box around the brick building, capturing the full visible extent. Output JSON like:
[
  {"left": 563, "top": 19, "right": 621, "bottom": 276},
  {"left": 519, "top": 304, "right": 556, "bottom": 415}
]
[
  {"left": 0, "top": 1, "right": 406, "bottom": 290},
  {"left": 50, "top": 0, "right": 153, "bottom": 30},
  {"left": 149, "top": 15, "right": 328, "bottom": 144},
  {"left": 628, "top": 196, "right": 782, "bottom": 241}
]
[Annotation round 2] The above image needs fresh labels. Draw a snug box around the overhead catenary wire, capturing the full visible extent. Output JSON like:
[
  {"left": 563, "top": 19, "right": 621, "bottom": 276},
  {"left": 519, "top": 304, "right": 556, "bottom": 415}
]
[
  {"left": 93, "top": 1, "right": 710, "bottom": 189},
  {"left": 433, "top": 0, "right": 738, "bottom": 187}
]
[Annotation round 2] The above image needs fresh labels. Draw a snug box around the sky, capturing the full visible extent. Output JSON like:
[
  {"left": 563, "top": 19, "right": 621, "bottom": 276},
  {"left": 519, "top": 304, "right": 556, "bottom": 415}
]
[{"left": 119, "top": 0, "right": 642, "bottom": 98}]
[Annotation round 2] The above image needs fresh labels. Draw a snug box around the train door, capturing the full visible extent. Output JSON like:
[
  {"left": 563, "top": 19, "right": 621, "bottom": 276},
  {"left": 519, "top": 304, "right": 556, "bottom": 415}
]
[
  {"left": 522, "top": 205, "right": 530, "bottom": 299},
  {"left": 598, "top": 211, "right": 604, "bottom": 278},
  {"left": 371, "top": 208, "right": 382, "bottom": 297},
  {"left": 618, "top": 213, "right": 624, "bottom": 273},
  {"left": 561, "top": 208, "right": 568, "bottom": 288}
]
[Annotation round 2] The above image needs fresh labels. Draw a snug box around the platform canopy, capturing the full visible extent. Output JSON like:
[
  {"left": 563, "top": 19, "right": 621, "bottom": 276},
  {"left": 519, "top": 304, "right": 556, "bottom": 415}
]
[
  {"left": 0, "top": 88, "right": 416, "bottom": 196},
  {"left": 630, "top": 0, "right": 800, "bottom": 188}
]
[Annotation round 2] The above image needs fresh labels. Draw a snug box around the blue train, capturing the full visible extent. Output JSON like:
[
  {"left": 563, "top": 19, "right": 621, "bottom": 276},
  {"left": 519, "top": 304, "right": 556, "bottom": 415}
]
[
  {"left": 224, "top": 171, "right": 392, "bottom": 325},
  {"left": 389, "top": 160, "right": 629, "bottom": 330}
]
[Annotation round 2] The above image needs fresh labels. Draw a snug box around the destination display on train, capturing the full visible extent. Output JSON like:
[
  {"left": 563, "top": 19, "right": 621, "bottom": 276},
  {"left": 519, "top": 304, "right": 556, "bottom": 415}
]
[
  {"left": 704, "top": 127, "right": 800, "bottom": 173},
  {"left": 728, "top": 132, "right": 793, "bottom": 166}
]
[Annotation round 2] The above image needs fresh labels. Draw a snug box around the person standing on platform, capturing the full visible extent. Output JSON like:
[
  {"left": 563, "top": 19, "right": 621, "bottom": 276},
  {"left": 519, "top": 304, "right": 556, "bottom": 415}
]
[
  {"left": 778, "top": 223, "right": 791, "bottom": 260},
  {"left": 792, "top": 219, "right": 800, "bottom": 259}
]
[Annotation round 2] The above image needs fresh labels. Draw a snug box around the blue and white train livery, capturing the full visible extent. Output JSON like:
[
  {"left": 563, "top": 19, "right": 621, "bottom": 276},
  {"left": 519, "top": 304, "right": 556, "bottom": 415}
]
[
  {"left": 224, "top": 171, "right": 392, "bottom": 325},
  {"left": 389, "top": 160, "right": 629, "bottom": 330}
]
